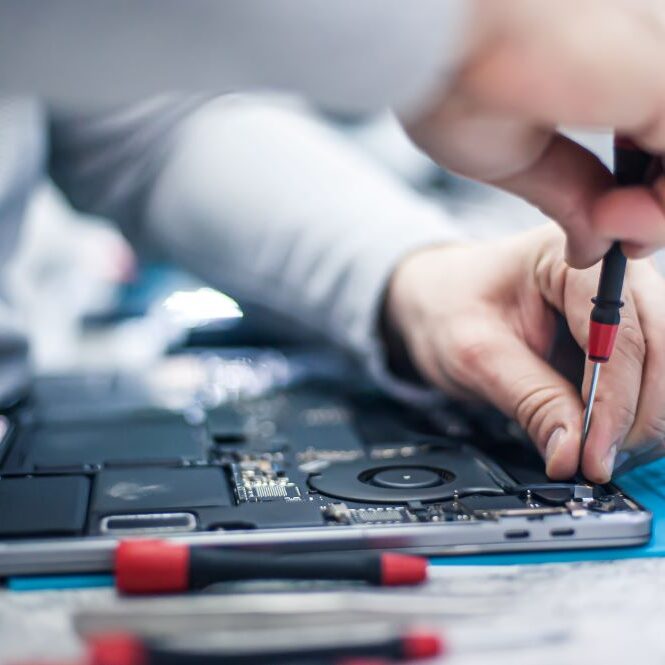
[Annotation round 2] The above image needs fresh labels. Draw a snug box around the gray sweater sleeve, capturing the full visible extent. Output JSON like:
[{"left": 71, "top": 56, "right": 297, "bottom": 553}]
[
  {"left": 50, "top": 96, "right": 461, "bottom": 400},
  {"left": 1, "top": 1, "right": 468, "bottom": 114}
]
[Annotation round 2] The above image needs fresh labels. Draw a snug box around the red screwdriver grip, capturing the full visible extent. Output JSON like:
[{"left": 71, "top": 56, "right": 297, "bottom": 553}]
[
  {"left": 588, "top": 320, "right": 619, "bottom": 363},
  {"left": 380, "top": 553, "right": 428, "bottom": 586},
  {"left": 115, "top": 539, "right": 190, "bottom": 594},
  {"left": 88, "top": 634, "right": 147, "bottom": 665}
]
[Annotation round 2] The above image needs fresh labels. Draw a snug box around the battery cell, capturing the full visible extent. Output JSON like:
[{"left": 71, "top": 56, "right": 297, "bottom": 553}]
[{"left": 0, "top": 476, "right": 90, "bottom": 536}]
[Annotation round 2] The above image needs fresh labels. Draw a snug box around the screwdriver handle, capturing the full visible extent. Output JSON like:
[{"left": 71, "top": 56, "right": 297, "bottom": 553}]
[
  {"left": 588, "top": 137, "right": 653, "bottom": 362},
  {"left": 588, "top": 242, "right": 625, "bottom": 362},
  {"left": 115, "top": 540, "right": 427, "bottom": 594},
  {"left": 87, "top": 630, "right": 442, "bottom": 665}
]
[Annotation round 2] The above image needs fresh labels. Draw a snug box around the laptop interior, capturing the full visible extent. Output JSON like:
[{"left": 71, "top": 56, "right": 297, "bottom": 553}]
[{"left": 0, "top": 349, "right": 651, "bottom": 576}]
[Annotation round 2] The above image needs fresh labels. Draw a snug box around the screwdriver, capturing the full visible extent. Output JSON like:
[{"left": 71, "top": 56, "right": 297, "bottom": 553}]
[
  {"left": 581, "top": 137, "right": 654, "bottom": 447},
  {"left": 11, "top": 629, "right": 442, "bottom": 665},
  {"left": 114, "top": 539, "right": 428, "bottom": 594}
]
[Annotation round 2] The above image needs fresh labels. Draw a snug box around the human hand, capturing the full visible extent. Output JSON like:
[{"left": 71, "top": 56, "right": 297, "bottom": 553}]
[
  {"left": 403, "top": 0, "right": 665, "bottom": 268},
  {"left": 385, "top": 224, "right": 665, "bottom": 482}
]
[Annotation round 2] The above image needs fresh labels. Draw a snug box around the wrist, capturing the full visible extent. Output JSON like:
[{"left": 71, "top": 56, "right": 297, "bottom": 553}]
[
  {"left": 379, "top": 297, "right": 427, "bottom": 388},
  {"left": 381, "top": 243, "right": 464, "bottom": 384}
]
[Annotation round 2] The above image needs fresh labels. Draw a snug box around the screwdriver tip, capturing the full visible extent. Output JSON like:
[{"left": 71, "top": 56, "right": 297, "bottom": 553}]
[{"left": 582, "top": 362, "right": 601, "bottom": 444}]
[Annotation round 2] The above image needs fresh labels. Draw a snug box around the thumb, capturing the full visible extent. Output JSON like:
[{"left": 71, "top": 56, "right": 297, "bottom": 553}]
[
  {"left": 590, "top": 174, "right": 665, "bottom": 253},
  {"left": 495, "top": 133, "right": 614, "bottom": 268},
  {"left": 442, "top": 323, "right": 583, "bottom": 478}
]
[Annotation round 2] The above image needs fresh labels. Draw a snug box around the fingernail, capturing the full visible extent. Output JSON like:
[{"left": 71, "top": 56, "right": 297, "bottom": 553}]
[
  {"left": 603, "top": 443, "right": 618, "bottom": 479},
  {"left": 545, "top": 427, "right": 566, "bottom": 466}
]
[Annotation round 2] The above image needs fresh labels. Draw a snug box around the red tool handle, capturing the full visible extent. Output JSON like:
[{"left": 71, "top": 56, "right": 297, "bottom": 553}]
[{"left": 588, "top": 138, "right": 653, "bottom": 362}]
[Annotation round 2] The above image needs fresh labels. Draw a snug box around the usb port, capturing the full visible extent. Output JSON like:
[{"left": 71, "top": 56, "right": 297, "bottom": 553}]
[
  {"left": 550, "top": 528, "right": 575, "bottom": 537},
  {"left": 504, "top": 529, "right": 530, "bottom": 539}
]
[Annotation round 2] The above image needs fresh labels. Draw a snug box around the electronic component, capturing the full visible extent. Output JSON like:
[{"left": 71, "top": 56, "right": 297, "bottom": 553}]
[
  {"left": 323, "top": 503, "right": 414, "bottom": 525},
  {"left": 280, "top": 395, "right": 365, "bottom": 454},
  {"left": 210, "top": 501, "right": 325, "bottom": 529},
  {"left": 0, "top": 415, "right": 13, "bottom": 467},
  {"left": 230, "top": 452, "right": 301, "bottom": 503},
  {"left": 308, "top": 447, "right": 502, "bottom": 504},
  {"left": 254, "top": 483, "right": 300, "bottom": 500},
  {"left": 206, "top": 406, "right": 247, "bottom": 446},
  {"left": 100, "top": 512, "right": 198, "bottom": 536},
  {"left": 0, "top": 476, "right": 90, "bottom": 536},
  {"left": 421, "top": 502, "right": 463, "bottom": 523},
  {"left": 369, "top": 445, "right": 423, "bottom": 460},
  {"left": 3, "top": 414, "right": 207, "bottom": 472},
  {"left": 296, "top": 447, "right": 364, "bottom": 464},
  {"left": 91, "top": 467, "right": 232, "bottom": 514}
]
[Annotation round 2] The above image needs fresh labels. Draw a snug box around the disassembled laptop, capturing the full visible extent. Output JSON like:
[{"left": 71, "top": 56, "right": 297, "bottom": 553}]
[{"left": 0, "top": 352, "right": 651, "bottom": 575}]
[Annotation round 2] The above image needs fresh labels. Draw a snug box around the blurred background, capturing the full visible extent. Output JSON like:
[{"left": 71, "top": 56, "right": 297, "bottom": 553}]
[{"left": 6, "top": 98, "right": 627, "bottom": 377}]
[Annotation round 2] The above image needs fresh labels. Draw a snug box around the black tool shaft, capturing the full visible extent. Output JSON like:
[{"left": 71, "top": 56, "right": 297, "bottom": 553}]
[
  {"left": 146, "top": 637, "right": 406, "bottom": 665},
  {"left": 590, "top": 141, "right": 653, "bottom": 329},
  {"left": 591, "top": 242, "right": 625, "bottom": 325},
  {"left": 614, "top": 139, "right": 653, "bottom": 186},
  {"left": 188, "top": 549, "right": 382, "bottom": 588}
]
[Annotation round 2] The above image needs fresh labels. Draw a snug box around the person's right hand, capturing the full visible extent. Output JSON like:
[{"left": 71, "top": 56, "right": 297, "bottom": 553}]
[
  {"left": 384, "top": 225, "right": 665, "bottom": 482},
  {"left": 403, "top": 0, "right": 665, "bottom": 268}
]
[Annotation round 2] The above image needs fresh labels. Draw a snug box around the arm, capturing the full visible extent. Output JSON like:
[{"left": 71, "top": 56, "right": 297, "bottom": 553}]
[
  {"left": 50, "top": 95, "right": 462, "bottom": 401},
  {"left": 1, "top": 1, "right": 467, "bottom": 113},
  {"left": 403, "top": 0, "right": 665, "bottom": 267},
  {"left": 51, "top": 98, "right": 665, "bottom": 480}
]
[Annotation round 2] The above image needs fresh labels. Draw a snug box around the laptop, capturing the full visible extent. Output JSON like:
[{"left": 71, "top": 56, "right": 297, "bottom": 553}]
[{"left": 0, "top": 348, "right": 651, "bottom": 576}]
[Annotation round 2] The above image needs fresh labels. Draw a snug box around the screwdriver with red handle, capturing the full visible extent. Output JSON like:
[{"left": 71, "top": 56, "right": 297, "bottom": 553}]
[
  {"left": 115, "top": 539, "right": 428, "bottom": 594},
  {"left": 581, "top": 137, "right": 655, "bottom": 445},
  {"left": 10, "top": 630, "right": 442, "bottom": 665}
]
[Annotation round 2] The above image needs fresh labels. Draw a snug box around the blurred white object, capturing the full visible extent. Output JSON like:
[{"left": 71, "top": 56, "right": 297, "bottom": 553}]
[
  {"left": 5, "top": 182, "right": 135, "bottom": 372},
  {"left": 346, "top": 111, "right": 436, "bottom": 185},
  {"left": 158, "top": 287, "right": 243, "bottom": 328}
]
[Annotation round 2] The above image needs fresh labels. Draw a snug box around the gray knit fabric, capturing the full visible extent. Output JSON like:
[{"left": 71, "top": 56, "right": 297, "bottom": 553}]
[{"left": 0, "top": 2, "right": 469, "bottom": 406}]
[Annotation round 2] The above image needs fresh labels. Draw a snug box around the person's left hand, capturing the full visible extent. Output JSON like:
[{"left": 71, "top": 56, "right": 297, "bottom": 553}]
[{"left": 385, "top": 224, "right": 665, "bottom": 482}]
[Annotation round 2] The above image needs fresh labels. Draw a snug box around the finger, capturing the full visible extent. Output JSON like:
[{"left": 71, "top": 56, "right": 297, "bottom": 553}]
[
  {"left": 591, "top": 175, "right": 665, "bottom": 251},
  {"left": 624, "top": 265, "right": 665, "bottom": 451},
  {"left": 533, "top": 241, "right": 644, "bottom": 482},
  {"left": 438, "top": 318, "right": 583, "bottom": 479},
  {"left": 495, "top": 133, "right": 614, "bottom": 268},
  {"left": 621, "top": 242, "right": 652, "bottom": 260}
]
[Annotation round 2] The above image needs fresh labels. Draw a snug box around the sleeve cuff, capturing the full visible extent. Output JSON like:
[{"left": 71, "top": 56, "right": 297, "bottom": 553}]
[{"left": 329, "top": 200, "right": 463, "bottom": 406}]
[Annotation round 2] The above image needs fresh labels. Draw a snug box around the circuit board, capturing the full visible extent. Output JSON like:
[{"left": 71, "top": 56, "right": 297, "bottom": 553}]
[{"left": 0, "top": 359, "right": 644, "bottom": 541}]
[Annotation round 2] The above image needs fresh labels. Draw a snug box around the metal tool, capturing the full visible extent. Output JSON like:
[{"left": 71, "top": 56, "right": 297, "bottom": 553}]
[
  {"left": 115, "top": 539, "right": 428, "bottom": 594},
  {"left": 20, "top": 627, "right": 442, "bottom": 665},
  {"left": 581, "top": 361, "right": 601, "bottom": 442},
  {"left": 581, "top": 138, "right": 654, "bottom": 449}
]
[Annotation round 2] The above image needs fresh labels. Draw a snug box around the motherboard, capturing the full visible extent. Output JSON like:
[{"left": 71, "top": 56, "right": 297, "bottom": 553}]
[{"left": 0, "top": 353, "right": 642, "bottom": 542}]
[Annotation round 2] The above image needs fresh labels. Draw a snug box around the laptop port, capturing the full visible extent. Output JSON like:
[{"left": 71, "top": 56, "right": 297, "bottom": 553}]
[
  {"left": 504, "top": 529, "right": 530, "bottom": 539},
  {"left": 100, "top": 512, "right": 197, "bottom": 535}
]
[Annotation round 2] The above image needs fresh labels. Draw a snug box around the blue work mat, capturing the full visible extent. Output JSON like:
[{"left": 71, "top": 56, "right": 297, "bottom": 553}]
[{"left": 431, "top": 457, "right": 665, "bottom": 565}]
